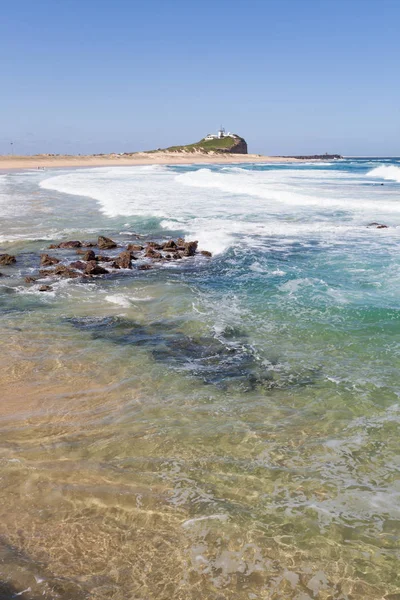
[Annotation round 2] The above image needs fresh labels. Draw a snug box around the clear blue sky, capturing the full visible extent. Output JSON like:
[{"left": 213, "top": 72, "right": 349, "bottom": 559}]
[{"left": 1, "top": 0, "right": 399, "bottom": 156}]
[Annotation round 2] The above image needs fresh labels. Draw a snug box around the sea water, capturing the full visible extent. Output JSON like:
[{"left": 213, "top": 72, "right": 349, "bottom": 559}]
[{"left": 0, "top": 159, "right": 399, "bottom": 599}]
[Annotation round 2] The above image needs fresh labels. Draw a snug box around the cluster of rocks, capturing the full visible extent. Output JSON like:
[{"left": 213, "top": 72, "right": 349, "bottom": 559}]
[{"left": 7, "top": 235, "right": 212, "bottom": 291}]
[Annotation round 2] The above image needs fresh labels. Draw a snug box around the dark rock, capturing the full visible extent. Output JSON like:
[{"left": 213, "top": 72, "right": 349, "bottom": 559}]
[
  {"left": 54, "top": 265, "right": 80, "bottom": 278},
  {"left": 0, "top": 254, "right": 16, "bottom": 266},
  {"left": 81, "top": 241, "right": 96, "bottom": 247},
  {"left": 127, "top": 243, "right": 144, "bottom": 252},
  {"left": 25, "top": 276, "right": 38, "bottom": 283},
  {"left": 113, "top": 250, "right": 133, "bottom": 269},
  {"left": 163, "top": 240, "right": 177, "bottom": 250},
  {"left": 39, "top": 269, "right": 55, "bottom": 277},
  {"left": 139, "top": 264, "right": 152, "bottom": 270},
  {"left": 85, "top": 261, "right": 109, "bottom": 275},
  {"left": 367, "top": 222, "right": 389, "bottom": 229},
  {"left": 39, "top": 285, "right": 52, "bottom": 292},
  {"left": 98, "top": 235, "right": 117, "bottom": 249},
  {"left": 0, "top": 272, "right": 3, "bottom": 277},
  {"left": 177, "top": 238, "right": 185, "bottom": 247},
  {"left": 69, "top": 260, "right": 87, "bottom": 270},
  {"left": 96, "top": 255, "right": 113, "bottom": 262},
  {"left": 145, "top": 247, "right": 162, "bottom": 259},
  {"left": 57, "top": 241, "right": 82, "bottom": 249},
  {"left": 172, "top": 253, "right": 182, "bottom": 260},
  {"left": 200, "top": 250, "right": 212, "bottom": 257},
  {"left": 40, "top": 254, "right": 60, "bottom": 267},
  {"left": 146, "top": 242, "right": 163, "bottom": 250},
  {"left": 183, "top": 240, "right": 198, "bottom": 256},
  {"left": 82, "top": 249, "right": 96, "bottom": 261}
]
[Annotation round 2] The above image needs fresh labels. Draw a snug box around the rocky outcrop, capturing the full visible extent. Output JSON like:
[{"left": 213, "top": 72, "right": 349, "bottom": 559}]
[
  {"left": 218, "top": 137, "right": 248, "bottom": 154},
  {"left": 24, "top": 234, "right": 213, "bottom": 288}
]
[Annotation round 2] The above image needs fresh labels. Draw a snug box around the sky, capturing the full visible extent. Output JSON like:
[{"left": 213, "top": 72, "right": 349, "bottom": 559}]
[{"left": 0, "top": 0, "right": 399, "bottom": 156}]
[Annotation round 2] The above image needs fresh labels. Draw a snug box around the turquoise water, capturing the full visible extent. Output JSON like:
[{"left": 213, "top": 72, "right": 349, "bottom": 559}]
[{"left": 0, "top": 159, "right": 399, "bottom": 599}]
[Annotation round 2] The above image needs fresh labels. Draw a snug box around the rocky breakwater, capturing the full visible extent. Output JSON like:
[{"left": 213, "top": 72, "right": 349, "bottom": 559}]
[{"left": 20, "top": 236, "right": 212, "bottom": 291}]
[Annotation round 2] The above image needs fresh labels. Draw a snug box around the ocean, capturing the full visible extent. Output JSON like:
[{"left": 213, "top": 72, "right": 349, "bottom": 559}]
[{"left": 0, "top": 158, "right": 399, "bottom": 599}]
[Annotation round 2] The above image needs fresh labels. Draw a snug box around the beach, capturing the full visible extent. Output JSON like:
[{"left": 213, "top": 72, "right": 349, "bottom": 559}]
[
  {"left": 0, "top": 152, "right": 301, "bottom": 171},
  {"left": 1, "top": 158, "right": 400, "bottom": 599}
]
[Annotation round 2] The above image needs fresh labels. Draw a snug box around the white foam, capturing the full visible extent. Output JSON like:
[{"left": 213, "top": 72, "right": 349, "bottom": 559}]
[
  {"left": 367, "top": 164, "right": 400, "bottom": 183},
  {"left": 38, "top": 163, "right": 400, "bottom": 256}
]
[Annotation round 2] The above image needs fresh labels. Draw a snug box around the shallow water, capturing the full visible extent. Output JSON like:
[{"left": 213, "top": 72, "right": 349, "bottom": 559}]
[{"left": 0, "top": 159, "right": 400, "bottom": 599}]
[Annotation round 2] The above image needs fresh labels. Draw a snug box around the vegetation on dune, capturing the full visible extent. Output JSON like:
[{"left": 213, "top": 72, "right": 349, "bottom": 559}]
[{"left": 146, "top": 136, "right": 245, "bottom": 154}]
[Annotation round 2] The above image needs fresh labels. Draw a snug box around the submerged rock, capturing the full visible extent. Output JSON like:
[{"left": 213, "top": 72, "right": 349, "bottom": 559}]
[
  {"left": 98, "top": 235, "right": 117, "bottom": 249},
  {"left": 25, "top": 276, "right": 38, "bottom": 283},
  {"left": 0, "top": 254, "right": 16, "bottom": 266},
  {"left": 40, "top": 254, "right": 60, "bottom": 267},
  {"left": 200, "top": 250, "right": 212, "bottom": 257},
  {"left": 39, "top": 284, "right": 53, "bottom": 292},
  {"left": 139, "top": 264, "right": 152, "bottom": 270}
]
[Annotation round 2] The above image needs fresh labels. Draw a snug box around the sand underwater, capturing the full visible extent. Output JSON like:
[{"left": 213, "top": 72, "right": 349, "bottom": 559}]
[{"left": 0, "top": 159, "right": 400, "bottom": 599}]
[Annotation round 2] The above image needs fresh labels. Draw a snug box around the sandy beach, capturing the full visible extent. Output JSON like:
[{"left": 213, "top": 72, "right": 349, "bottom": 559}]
[{"left": 0, "top": 151, "right": 300, "bottom": 170}]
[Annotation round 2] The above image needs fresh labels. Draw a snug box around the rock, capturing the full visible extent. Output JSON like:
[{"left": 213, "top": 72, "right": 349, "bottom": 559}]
[
  {"left": 177, "top": 238, "right": 185, "bottom": 247},
  {"left": 96, "top": 255, "right": 113, "bottom": 262},
  {"left": 40, "top": 254, "right": 60, "bottom": 267},
  {"left": 367, "top": 222, "right": 389, "bottom": 229},
  {"left": 145, "top": 247, "right": 162, "bottom": 259},
  {"left": 200, "top": 250, "right": 212, "bottom": 257},
  {"left": 81, "top": 241, "right": 96, "bottom": 247},
  {"left": 39, "top": 269, "right": 55, "bottom": 277},
  {"left": 25, "top": 276, "right": 38, "bottom": 283},
  {"left": 139, "top": 264, "right": 152, "bottom": 270},
  {"left": 127, "top": 243, "right": 143, "bottom": 252},
  {"left": 0, "top": 254, "right": 16, "bottom": 266},
  {"left": 85, "top": 261, "right": 109, "bottom": 275},
  {"left": 54, "top": 265, "right": 80, "bottom": 278},
  {"left": 97, "top": 235, "right": 117, "bottom": 250},
  {"left": 172, "top": 253, "right": 182, "bottom": 260},
  {"left": 0, "top": 272, "right": 3, "bottom": 277},
  {"left": 69, "top": 261, "right": 87, "bottom": 270},
  {"left": 147, "top": 242, "right": 163, "bottom": 250},
  {"left": 163, "top": 240, "right": 177, "bottom": 250},
  {"left": 57, "top": 241, "right": 82, "bottom": 249},
  {"left": 113, "top": 250, "right": 133, "bottom": 269},
  {"left": 183, "top": 240, "right": 198, "bottom": 257},
  {"left": 39, "top": 285, "right": 53, "bottom": 292},
  {"left": 82, "top": 250, "right": 96, "bottom": 261}
]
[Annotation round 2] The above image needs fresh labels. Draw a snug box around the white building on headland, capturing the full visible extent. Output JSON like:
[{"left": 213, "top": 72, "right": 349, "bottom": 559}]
[{"left": 205, "top": 127, "right": 238, "bottom": 141}]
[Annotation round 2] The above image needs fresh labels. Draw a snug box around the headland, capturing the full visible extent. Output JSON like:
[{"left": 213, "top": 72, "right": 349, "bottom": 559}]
[{"left": 0, "top": 128, "right": 342, "bottom": 170}]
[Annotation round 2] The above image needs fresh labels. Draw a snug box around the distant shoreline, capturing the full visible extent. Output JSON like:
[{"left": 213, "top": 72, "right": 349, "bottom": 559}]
[{"left": 0, "top": 152, "right": 306, "bottom": 171}]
